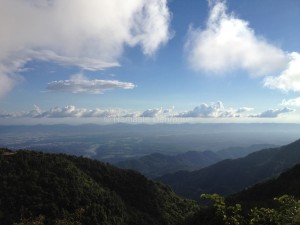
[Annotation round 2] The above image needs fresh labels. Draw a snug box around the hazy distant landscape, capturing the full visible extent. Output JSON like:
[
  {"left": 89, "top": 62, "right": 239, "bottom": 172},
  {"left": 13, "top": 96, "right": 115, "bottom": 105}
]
[{"left": 1, "top": 123, "right": 299, "bottom": 163}]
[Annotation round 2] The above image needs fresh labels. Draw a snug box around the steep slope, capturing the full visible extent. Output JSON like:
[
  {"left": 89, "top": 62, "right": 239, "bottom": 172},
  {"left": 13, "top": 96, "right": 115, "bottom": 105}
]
[
  {"left": 216, "top": 144, "right": 277, "bottom": 159},
  {"left": 117, "top": 151, "right": 222, "bottom": 178},
  {"left": 228, "top": 164, "right": 300, "bottom": 208},
  {"left": 158, "top": 139, "right": 300, "bottom": 200},
  {"left": 189, "top": 164, "right": 300, "bottom": 225},
  {"left": 0, "top": 149, "right": 198, "bottom": 225}
]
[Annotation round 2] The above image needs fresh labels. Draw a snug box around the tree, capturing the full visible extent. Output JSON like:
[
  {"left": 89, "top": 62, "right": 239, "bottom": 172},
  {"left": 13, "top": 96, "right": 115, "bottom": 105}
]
[{"left": 201, "top": 194, "right": 300, "bottom": 225}]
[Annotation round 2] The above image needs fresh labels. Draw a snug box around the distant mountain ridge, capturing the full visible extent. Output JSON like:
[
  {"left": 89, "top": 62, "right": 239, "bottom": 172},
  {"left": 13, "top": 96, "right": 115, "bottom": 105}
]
[
  {"left": 116, "top": 144, "right": 275, "bottom": 178},
  {"left": 158, "top": 139, "right": 300, "bottom": 200},
  {"left": 116, "top": 150, "right": 221, "bottom": 178}
]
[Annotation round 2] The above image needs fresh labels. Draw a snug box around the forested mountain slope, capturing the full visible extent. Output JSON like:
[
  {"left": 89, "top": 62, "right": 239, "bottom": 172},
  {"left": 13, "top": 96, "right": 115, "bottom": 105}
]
[
  {"left": 0, "top": 149, "right": 198, "bottom": 225},
  {"left": 158, "top": 139, "right": 300, "bottom": 200}
]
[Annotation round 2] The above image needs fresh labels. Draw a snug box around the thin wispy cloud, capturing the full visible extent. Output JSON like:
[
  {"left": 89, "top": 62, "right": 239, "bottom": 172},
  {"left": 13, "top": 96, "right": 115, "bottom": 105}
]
[
  {"left": 28, "top": 50, "right": 120, "bottom": 71},
  {"left": 281, "top": 97, "right": 300, "bottom": 107},
  {"left": 250, "top": 108, "right": 295, "bottom": 118},
  {"left": 0, "top": 0, "right": 172, "bottom": 97},
  {"left": 47, "top": 74, "right": 135, "bottom": 94}
]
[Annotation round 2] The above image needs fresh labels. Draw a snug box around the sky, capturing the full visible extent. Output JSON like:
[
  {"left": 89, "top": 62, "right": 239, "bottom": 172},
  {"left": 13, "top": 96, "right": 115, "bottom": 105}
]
[{"left": 1, "top": 0, "right": 300, "bottom": 124}]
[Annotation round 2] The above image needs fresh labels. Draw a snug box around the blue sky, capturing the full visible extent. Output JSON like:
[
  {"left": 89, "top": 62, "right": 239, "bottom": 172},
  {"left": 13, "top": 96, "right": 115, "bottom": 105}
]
[{"left": 1, "top": 0, "right": 300, "bottom": 124}]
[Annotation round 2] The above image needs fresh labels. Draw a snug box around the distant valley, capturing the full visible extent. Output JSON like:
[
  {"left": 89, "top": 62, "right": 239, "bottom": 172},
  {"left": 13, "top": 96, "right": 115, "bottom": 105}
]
[{"left": 0, "top": 123, "right": 298, "bottom": 163}]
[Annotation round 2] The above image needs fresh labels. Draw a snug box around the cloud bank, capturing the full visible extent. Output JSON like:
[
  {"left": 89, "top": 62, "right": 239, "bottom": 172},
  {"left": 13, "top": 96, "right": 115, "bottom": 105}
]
[
  {"left": 0, "top": 0, "right": 172, "bottom": 97},
  {"left": 250, "top": 107, "right": 295, "bottom": 118},
  {"left": 0, "top": 105, "right": 124, "bottom": 118},
  {"left": 176, "top": 102, "right": 252, "bottom": 118},
  {"left": 0, "top": 103, "right": 294, "bottom": 119},
  {"left": 47, "top": 74, "right": 135, "bottom": 94}
]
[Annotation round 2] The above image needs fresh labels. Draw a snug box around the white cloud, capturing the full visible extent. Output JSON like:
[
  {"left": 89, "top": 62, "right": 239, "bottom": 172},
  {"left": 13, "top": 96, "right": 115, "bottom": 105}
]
[
  {"left": 185, "top": 0, "right": 287, "bottom": 76},
  {"left": 176, "top": 102, "right": 294, "bottom": 119},
  {"left": 0, "top": 105, "right": 124, "bottom": 118},
  {"left": 236, "top": 107, "right": 254, "bottom": 113},
  {"left": 0, "top": 105, "right": 172, "bottom": 119},
  {"left": 250, "top": 107, "right": 295, "bottom": 118},
  {"left": 281, "top": 97, "right": 300, "bottom": 107},
  {"left": 123, "top": 112, "right": 141, "bottom": 118},
  {"left": 123, "top": 107, "right": 174, "bottom": 118},
  {"left": 140, "top": 108, "right": 163, "bottom": 117},
  {"left": 0, "top": 103, "right": 294, "bottom": 120},
  {"left": 28, "top": 50, "right": 120, "bottom": 71},
  {"left": 0, "top": 0, "right": 172, "bottom": 97},
  {"left": 176, "top": 101, "right": 248, "bottom": 118},
  {"left": 264, "top": 52, "right": 300, "bottom": 92},
  {"left": 47, "top": 74, "right": 135, "bottom": 94}
]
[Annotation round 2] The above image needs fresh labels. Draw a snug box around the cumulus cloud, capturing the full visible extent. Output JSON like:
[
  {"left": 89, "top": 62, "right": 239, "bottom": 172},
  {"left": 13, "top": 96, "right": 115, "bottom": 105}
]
[
  {"left": 264, "top": 52, "right": 300, "bottom": 92},
  {"left": 0, "top": 105, "right": 124, "bottom": 118},
  {"left": 0, "top": 0, "right": 172, "bottom": 97},
  {"left": 250, "top": 107, "right": 295, "bottom": 118},
  {"left": 176, "top": 101, "right": 250, "bottom": 118},
  {"left": 185, "top": 0, "right": 287, "bottom": 76},
  {"left": 122, "top": 107, "right": 174, "bottom": 118},
  {"left": 176, "top": 102, "right": 294, "bottom": 119},
  {"left": 281, "top": 97, "right": 300, "bottom": 107},
  {"left": 140, "top": 108, "right": 163, "bottom": 117},
  {"left": 0, "top": 103, "right": 295, "bottom": 120},
  {"left": 47, "top": 74, "right": 135, "bottom": 94},
  {"left": 0, "top": 105, "right": 173, "bottom": 119}
]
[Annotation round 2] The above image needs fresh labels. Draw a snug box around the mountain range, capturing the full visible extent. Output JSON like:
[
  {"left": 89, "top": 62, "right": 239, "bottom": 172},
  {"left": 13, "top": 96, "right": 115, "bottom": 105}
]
[
  {"left": 116, "top": 144, "right": 275, "bottom": 178},
  {"left": 1, "top": 138, "right": 300, "bottom": 224},
  {"left": 158, "top": 139, "right": 300, "bottom": 200}
]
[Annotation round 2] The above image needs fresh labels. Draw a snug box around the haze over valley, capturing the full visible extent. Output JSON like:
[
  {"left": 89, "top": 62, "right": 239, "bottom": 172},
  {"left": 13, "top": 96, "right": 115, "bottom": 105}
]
[{"left": 1, "top": 123, "right": 298, "bottom": 163}]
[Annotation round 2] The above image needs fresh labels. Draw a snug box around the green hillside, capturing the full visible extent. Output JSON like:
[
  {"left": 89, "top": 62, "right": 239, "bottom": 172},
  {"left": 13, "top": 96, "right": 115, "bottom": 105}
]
[
  {"left": 0, "top": 149, "right": 198, "bottom": 225},
  {"left": 228, "top": 164, "right": 300, "bottom": 208},
  {"left": 189, "top": 164, "right": 300, "bottom": 225}
]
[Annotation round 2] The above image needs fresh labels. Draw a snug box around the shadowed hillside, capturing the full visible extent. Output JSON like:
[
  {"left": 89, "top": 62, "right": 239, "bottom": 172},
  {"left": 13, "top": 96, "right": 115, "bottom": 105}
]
[
  {"left": 0, "top": 149, "right": 198, "bottom": 225},
  {"left": 158, "top": 139, "right": 300, "bottom": 200}
]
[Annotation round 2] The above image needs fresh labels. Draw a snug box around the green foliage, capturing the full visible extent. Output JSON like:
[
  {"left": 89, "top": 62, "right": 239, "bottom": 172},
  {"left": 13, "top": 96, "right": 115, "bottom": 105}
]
[
  {"left": 13, "top": 215, "right": 45, "bottom": 225},
  {"left": 54, "top": 208, "right": 84, "bottom": 225},
  {"left": 202, "top": 194, "right": 300, "bottom": 225},
  {"left": 0, "top": 149, "right": 198, "bottom": 225},
  {"left": 201, "top": 194, "right": 245, "bottom": 225}
]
